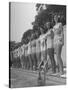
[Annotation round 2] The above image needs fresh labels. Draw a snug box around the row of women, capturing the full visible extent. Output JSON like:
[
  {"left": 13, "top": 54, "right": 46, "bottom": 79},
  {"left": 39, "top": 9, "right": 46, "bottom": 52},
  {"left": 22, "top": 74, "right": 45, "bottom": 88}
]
[{"left": 11, "top": 14, "right": 65, "bottom": 75}]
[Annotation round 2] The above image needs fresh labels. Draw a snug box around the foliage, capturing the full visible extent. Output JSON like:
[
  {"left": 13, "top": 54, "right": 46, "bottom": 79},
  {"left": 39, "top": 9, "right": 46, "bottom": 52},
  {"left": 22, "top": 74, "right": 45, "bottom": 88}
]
[
  {"left": 35, "top": 4, "right": 66, "bottom": 26},
  {"left": 21, "top": 29, "right": 33, "bottom": 44},
  {"left": 21, "top": 4, "right": 66, "bottom": 44}
]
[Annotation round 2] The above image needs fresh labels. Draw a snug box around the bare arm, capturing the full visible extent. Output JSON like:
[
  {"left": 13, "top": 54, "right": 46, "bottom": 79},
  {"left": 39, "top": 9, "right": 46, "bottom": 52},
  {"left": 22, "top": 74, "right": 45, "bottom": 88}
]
[{"left": 43, "top": 29, "right": 53, "bottom": 40}]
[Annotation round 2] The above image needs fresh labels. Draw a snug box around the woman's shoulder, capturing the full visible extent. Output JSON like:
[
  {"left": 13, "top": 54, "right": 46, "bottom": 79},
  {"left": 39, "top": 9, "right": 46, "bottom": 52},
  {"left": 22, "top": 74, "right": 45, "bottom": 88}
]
[
  {"left": 40, "top": 34, "right": 46, "bottom": 39},
  {"left": 54, "top": 22, "right": 62, "bottom": 27},
  {"left": 53, "top": 23, "right": 63, "bottom": 31}
]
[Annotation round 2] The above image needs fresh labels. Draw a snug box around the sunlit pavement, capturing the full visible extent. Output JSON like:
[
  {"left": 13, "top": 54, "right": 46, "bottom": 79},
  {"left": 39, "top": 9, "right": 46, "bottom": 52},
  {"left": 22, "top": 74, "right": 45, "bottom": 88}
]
[{"left": 10, "top": 68, "right": 66, "bottom": 88}]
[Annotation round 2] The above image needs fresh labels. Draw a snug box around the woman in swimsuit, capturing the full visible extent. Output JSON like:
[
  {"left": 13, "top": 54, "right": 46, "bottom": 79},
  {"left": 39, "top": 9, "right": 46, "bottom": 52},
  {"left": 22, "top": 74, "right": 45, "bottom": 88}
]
[
  {"left": 30, "top": 32, "right": 37, "bottom": 70},
  {"left": 53, "top": 14, "right": 64, "bottom": 75}
]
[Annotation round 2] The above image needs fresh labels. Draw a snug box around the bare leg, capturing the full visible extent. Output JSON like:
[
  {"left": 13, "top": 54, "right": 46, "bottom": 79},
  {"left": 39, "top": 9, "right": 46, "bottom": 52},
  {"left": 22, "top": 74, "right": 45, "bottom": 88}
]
[
  {"left": 47, "top": 48, "right": 56, "bottom": 73},
  {"left": 56, "top": 45, "right": 63, "bottom": 74}
]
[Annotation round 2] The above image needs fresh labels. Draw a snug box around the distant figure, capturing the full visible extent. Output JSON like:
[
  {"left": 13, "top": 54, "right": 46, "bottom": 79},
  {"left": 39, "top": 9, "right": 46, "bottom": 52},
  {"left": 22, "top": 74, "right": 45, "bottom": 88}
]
[
  {"left": 35, "top": 30, "right": 41, "bottom": 69},
  {"left": 45, "top": 22, "right": 56, "bottom": 73},
  {"left": 27, "top": 41, "right": 33, "bottom": 70},
  {"left": 31, "top": 39, "right": 37, "bottom": 70},
  {"left": 30, "top": 32, "right": 37, "bottom": 70},
  {"left": 20, "top": 45, "right": 25, "bottom": 69},
  {"left": 37, "top": 27, "right": 48, "bottom": 86},
  {"left": 24, "top": 44, "right": 29, "bottom": 69},
  {"left": 39, "top": 27, "right": 48, "bottom": 71},
  {"left": 53, "top": 14, "right": 64, "bottom": 75}
]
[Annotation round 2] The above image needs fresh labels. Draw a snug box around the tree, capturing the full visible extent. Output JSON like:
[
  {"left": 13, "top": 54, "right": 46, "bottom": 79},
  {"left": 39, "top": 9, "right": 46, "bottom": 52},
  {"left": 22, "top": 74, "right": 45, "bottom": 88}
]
[
  {"left": 21, "top": 29, "right": 33, "bottom": 44},
  {"left": 35, "top": 4, "right": 66, "bottom": 26},
  {"left": 21, "top": 4, "right": 66, "bottom": 45}
]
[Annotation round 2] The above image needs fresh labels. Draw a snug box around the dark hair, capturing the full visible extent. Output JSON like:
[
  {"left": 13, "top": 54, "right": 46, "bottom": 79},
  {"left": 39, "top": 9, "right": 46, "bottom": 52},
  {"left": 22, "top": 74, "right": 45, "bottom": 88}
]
[
  {"left": 31, "top": 29, "right": 40, "bottom": 40},
  {"left": 60, "top": 15, "right": 66, "bottom": 25},
  {"left": 43, "top": 26, "right": 48, "bottom": 34},
  {"left": 44, "top": 21, "right": 52, "bottom": 33},
  {"left": 52, "top": 14, "right": 66, "bottom": 26}
]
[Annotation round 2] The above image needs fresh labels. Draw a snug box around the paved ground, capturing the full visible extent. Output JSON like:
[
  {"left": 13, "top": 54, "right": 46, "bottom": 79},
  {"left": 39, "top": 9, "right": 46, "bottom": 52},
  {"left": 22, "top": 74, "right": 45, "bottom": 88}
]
[{"left": 10, "top": 68, "right": 66, "bottom": 88}]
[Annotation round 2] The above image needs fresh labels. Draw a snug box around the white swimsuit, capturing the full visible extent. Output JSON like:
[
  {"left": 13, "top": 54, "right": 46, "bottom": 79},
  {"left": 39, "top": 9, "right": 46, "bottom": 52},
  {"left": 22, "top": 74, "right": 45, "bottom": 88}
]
[
  {"left": 27, "top": 42, "right": 31, "bottom": 55},
  {"left": 39, "top": 34, "right": 47, "bottom": 52},
  {"left": 24, "top": 45, "right": 28, "bottom": 56},
  {"left": 53, "top": 23, "right": 64, "bottom": 47},
  {"left": 30, "top": 40, "right": 36, "bottom": 54},
  {"left": 36, "top": 38, "right": 41, "bottom": 53},
  {"left": 47, "top": 29, "right": 54, "bottom": 49}
]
